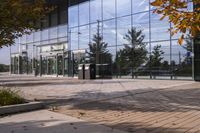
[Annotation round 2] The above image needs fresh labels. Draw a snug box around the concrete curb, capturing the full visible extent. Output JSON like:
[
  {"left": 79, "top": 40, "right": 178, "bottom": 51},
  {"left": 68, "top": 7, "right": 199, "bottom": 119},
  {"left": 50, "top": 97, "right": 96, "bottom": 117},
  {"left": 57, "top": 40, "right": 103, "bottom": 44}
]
[{"left": 0, "top": 102, "right": 44, "bottom": 116}]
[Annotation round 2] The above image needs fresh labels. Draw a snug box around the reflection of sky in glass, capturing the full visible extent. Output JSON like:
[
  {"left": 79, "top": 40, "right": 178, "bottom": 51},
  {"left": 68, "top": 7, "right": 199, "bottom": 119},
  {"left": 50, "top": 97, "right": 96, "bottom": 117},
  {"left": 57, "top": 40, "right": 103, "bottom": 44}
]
[
  {"left": 151, "top": 11, "right": 170, "bottom": 41},
  {"left": 79, "top": 25, "right": 89, "bottom": 49},
  {"left": 117, "top": 16, "right": 131, "bottom": 45},
  {"left": 117, "top": 0, "right": 131, "bottom": 17},
  {"left": 103, "top": 20, "right": 116, "bottom": 46},
  {"left": 68, "top": 0, "right": 191, "bottom": 63},
  {"left": 0, "top": 0, "right": 193, "bottom": 65},
  {"left": 103, "top": 0, "right": 115, "bottom": 20},
  {"left": 79, "top": 2, "right": 89, "bottom": 25},
  {"left": 91, "top": 0, "right": 102, "bottom": 22},
  {"left": 133, "top": 0, "right": 149, "bottom": 13}
]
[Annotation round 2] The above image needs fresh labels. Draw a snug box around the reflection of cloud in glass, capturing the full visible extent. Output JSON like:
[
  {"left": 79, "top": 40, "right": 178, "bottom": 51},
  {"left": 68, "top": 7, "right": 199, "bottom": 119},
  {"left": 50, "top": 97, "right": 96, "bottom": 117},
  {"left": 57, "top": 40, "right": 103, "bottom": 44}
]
[
  {"left": 133, "top": 0, "right": 149, "bottom": 13},
  {"left": 103, "top": 0, "right": 115, "bottom": 19},
  {"left": 68, "top": 0, "right": 191, "bottom": 64}
]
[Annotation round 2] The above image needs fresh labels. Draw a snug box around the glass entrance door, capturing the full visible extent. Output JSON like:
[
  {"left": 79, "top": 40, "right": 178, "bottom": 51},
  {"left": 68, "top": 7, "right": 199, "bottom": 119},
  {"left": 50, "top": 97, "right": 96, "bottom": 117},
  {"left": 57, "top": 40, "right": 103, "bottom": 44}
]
[
  {"left": 47, "top": 57, "right": 56, "bottom": 75},
  {"left": 57, "top": 55, "right": 63, "bottom": 75},
  {"left": 64, "top": 58, "right": 69, "bottom": 76},
  {"left": 41, "top": 57, "right": 47, "bottom": 75}
]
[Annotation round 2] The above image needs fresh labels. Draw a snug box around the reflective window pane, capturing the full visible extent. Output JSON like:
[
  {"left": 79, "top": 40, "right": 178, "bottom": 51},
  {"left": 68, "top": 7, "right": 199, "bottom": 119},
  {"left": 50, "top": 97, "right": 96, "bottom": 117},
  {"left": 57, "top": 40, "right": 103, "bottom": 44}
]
[
  {"left": 21, "top": 35, "right": 26, "bottom": 44},
  {"left": 34, "top": 31, "right": 41, "bottom": 42},
  {"left": 90, "top": 22, "right": 103, "bottom": 42},
  {"left": 50, "top": 27, "right": 58, "bottom": 39},
  {"left": 150, "top": 11, "right": 170, "bottom": 41},
  {"left": 90, "top": 0, "right": 102, "bottom": 23},
  {"left": 117, "top": 0, "right": 131, "bottom": 17},
  {"left": 50, "top": 11, "right": 58, "bottom": 26},
  {"left": 41, "top": 29, "right": 49, "bottom": 41},
  {"left": 58, "top": 25, "right": 67, "bottom": 38},
  {"left": 69, "top": 5, "right": 78, "bottom": 27},
  {"left": 60, "top": 8, "right": 67, "bottom": 24},
  {"left": 117, "top": 16, "right": 131, "bottom": 45},
  {"left": 70, "top": 28, "right": 79, "bottom": 50},
  {"left": 79, "top": 2, "right": 89, "bottom": 25},
  {"left": 103, "top": 0, "right": 115, "bottom": 20},
  {"left": 26, "top": 33, "right": 33, "bottom": 43},
  {"left": 103, "top": 19, "right": 116, "bottom": 47},
  {"left": 150, "top": 41, "right": 171, "bottom": 79},
  {"left": 79, "top": 25, "right": 89, "bottom": 49},
  {"left": 132, "top": 12, "right": 150, "bottom": 42},
  {"left": 172, "top": 40, "right": 192, "bottom": 78},
  {"left": 133, "top": 0, "right": 149, "bottom": 13}
]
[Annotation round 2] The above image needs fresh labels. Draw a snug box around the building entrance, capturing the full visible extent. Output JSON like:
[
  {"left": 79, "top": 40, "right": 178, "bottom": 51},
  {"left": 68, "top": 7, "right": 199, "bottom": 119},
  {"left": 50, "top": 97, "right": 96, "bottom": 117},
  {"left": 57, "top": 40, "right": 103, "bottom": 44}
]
[
  {"left": 39, "top": 54, "right": 65, "bottom": 76},
  {"left": 47, "top": 56, "right": 56, "bottom": 75}
]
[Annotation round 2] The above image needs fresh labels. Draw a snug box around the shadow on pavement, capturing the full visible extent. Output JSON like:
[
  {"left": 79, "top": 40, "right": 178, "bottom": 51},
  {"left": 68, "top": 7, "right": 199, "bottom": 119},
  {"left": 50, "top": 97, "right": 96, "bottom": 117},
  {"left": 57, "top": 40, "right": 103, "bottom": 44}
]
[{"left": 0, "top": 119, "right": 186, "bottom": 133}]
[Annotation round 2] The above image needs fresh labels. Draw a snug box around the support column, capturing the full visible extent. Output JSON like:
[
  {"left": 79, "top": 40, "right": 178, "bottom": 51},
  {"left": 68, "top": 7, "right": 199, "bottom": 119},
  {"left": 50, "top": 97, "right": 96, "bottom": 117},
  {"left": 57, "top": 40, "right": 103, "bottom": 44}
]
[
  {"left": 194, "top": 2, "right": 200, "bottom": 81},
  {"left": 56, "top": 54, "right": 58, "bottom": 77},
  {"left": 39, "top": 55, "right": 42, "bottom": 77},
  {"left": 47, "top": 57, "right": 49, "bottom": 75},
  {"left": 194, "top": 34, "right": 200, "bottom": 81}
]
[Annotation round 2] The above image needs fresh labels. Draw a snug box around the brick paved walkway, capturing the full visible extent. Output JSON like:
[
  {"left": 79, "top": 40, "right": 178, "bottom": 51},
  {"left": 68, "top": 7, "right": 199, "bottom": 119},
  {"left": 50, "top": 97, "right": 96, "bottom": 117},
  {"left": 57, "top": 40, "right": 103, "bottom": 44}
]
[
  {"left": 1, "top": 75, "right": 200, "bottom": 133},
  {"left": 55, "top": 83, "right": 200, "bottom": 133}
]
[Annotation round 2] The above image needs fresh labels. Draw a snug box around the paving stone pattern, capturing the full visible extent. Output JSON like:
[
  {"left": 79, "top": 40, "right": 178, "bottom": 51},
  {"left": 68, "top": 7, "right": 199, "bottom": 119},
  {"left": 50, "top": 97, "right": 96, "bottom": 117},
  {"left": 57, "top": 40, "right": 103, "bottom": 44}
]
[{"left": 1, "top": 75, "right": 200, "bottom": 133}]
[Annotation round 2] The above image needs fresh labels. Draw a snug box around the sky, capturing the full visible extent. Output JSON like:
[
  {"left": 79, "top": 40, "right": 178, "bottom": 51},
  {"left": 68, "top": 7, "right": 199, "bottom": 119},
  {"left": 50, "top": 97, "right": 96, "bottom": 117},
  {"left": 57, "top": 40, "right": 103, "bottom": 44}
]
[{"left": 0, "top": 46, "right": 10, "bottom": 65}]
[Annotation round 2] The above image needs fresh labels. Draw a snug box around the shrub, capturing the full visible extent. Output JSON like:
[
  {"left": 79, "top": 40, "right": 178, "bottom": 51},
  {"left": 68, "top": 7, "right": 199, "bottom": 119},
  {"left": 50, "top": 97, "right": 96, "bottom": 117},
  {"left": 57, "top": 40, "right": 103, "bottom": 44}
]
[
  {"left": 0, "top": 89, "right": 25, "bottom": 106},
  {"left": 0, "top": 64, "right": 9, "bottom": 72}
]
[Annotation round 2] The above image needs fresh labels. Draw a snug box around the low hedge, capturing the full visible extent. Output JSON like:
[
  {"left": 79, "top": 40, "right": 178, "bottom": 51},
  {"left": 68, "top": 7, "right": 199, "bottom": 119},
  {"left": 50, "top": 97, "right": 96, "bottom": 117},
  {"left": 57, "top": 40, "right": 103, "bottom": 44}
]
[{"left": 0, "top": 89, "right": 25, "bottom": 106}]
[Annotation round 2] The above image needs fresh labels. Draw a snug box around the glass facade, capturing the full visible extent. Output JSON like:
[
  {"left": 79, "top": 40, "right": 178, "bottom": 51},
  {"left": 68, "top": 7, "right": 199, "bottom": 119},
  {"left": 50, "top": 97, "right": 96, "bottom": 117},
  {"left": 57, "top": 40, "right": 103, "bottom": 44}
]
[
  {"left": 68, "top": 0, "right": 193, "bottom": 79},
  {"left": 10, "top": 24, "right": 68, "bottom": 76},
  {"left": 11, "top": 0, "right": 194, "bottom": 80}
]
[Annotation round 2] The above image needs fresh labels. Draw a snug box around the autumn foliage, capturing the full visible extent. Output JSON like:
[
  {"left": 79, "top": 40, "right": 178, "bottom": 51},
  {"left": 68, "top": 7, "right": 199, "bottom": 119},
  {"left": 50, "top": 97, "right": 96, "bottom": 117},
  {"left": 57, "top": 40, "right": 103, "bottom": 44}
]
[
  {"left": 151, "top": 0, "right": 200, "bottom": 44},
  {"left": 0, "top": 0, "right": 52, "bottom": 48}
]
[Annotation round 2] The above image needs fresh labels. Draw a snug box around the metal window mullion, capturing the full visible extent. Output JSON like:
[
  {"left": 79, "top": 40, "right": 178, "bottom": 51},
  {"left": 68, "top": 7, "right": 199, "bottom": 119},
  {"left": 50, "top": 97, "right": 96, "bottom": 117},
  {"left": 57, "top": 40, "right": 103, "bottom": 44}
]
[
  {"left": 115, "top": 0, "right": 118, "bottom": 77},
  {"left": 78, "top": 2, "right": 80, "bottom": 50},
  {"left": 169, "top": 22, "right": 173, "bottom": 80},
  {"left": 149, "top": 0, "right": 152, "bottom": 79}
]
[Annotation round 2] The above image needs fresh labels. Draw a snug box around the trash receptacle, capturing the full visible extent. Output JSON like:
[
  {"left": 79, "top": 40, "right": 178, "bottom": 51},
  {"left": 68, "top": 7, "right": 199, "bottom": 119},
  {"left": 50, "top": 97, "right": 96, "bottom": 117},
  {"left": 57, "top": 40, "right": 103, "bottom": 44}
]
[
  {"left": 85, "top": 64, "right": 96, "bottom": 80},
  {"left": 78, "top": 64, "right": 85, "bottom": 80}
]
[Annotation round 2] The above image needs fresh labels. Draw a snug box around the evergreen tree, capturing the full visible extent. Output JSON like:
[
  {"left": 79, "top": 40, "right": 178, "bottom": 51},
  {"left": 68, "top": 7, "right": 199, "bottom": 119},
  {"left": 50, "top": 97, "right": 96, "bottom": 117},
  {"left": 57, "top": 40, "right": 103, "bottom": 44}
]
[
  {"left": 0, "top": 64, "right": 9, "bottom": 72},
  {"left": 149, "top": 45, "right": 165, "bottom": 70},
  {"left": 123, "top": 27, "right": 147, "bottom": 78},
  {"left": 161, "top": 61, "right": 169, "bottom": 70},
  {"left": 115, "top": 49, "right": 127, "bottom": 77},
  {"left": 182, "top": 35, "right": 193, "bottom": 53},
  {"left": 87, "top": 25, "right": 112, "bottom": 65},
  {"left": 182, "top": 35, "right": 193, "bottom": 65}
]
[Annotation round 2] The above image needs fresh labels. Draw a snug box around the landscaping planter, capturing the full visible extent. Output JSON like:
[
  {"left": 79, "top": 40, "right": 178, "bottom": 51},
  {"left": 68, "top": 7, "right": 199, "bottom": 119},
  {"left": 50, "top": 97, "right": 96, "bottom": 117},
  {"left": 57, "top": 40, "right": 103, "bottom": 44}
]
[{"left": 0, "top": 102, "right": 44, "bottom": 115}]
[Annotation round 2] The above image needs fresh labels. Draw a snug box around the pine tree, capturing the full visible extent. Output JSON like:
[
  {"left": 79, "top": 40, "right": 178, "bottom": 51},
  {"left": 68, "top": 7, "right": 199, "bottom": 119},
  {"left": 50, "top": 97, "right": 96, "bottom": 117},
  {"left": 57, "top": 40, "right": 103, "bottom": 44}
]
[
  {"left": 123, "top": 27, "right": 147, "bottom": 78},
  {"left": 115, "top": 49, "right": 126, "bottom": 77},
  {"left": 87, "top": 23, "right": 112, "bottom": 65},
  {"left": 150, "top": 45, "right": 165, "bottom": 70}
]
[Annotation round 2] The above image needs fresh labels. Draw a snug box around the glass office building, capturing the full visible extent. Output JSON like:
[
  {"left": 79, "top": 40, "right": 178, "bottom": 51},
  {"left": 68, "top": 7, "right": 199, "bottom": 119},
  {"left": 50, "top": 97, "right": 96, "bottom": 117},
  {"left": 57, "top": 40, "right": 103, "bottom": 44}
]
[{"left": 11, "top": 0, "right": 198, "bottom": 80}]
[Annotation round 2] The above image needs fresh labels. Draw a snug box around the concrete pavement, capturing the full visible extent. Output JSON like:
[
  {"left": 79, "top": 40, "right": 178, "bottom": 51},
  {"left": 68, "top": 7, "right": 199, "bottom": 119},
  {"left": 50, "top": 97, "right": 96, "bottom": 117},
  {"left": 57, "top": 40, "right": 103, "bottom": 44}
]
[
  {"left": 0, "top": 110, "right": 127, "bottom": 133},
  {"left": 1, "top": 75, "right": 200, "bottom": 133}
]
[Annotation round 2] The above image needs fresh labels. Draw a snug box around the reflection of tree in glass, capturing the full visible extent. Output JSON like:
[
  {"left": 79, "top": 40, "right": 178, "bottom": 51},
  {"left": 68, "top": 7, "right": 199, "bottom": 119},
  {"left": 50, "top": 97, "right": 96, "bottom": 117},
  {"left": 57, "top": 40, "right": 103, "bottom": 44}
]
[
  {"left": 87, "top": 26, "right": 112, "bottom": 65},
  {"left": 182, "top": 35, "right": 193, "bottom": 53},
  {"left": 148, "top": 45, "right": 164, "bottom": 70},
  {"left": 175, "top": 35, "right": 193, "bottom": 76},
  {"left": 161, "top": 61, "right": 170, "bottom": 70},
  {"left": 122, "top": 27, "right": 147, "bottom": 78},
  {"left": 115, "top": 49, "right": 127, "bottom": 77}
]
